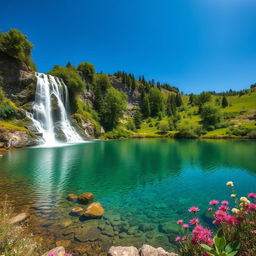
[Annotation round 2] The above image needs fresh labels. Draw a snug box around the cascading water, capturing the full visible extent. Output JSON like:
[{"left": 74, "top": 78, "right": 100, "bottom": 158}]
[{"left": 27, "top": 72, "right": 83, "bottom": 146}]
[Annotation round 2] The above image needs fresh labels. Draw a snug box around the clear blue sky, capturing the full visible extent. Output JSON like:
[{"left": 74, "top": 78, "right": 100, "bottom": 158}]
[{"left": 1, "top": 0, "right": 256, "bottom": 93}]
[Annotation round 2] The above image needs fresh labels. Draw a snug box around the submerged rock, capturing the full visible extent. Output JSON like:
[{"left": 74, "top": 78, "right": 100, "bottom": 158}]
[
  {"left": 56, "top": 240, "right": 71, "bottom": 248},
  {"left": 83, "top": 202, "right": 104, "bottom": 218},
  {"left": 67, "top": 193, "right": 78, "bottom": 201},
  {"left": 78, "top": 192, "right": 94, "bottom": 204},
  {"left": 140, "top": 244, "right": 178, "bottom": 256},
  {"left": 70, "top": 207, "right": 83, "bottom": 216},
  {"left": 75, "top": 226, "right": 100, "bottom": 242},
  {"left": 108, "top": 246, "right": 139, "bottom": 256}
]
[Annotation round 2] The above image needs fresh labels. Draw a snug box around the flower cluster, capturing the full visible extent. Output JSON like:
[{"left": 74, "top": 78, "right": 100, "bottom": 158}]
[{"left": 191, "top": 225, "right": 213, "bottom": 245}]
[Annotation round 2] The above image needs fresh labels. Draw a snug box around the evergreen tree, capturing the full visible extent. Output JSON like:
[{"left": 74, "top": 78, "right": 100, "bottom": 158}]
[
  {"left": 141, "top": 94, "right": 151, "bottom": 118},
  {"left": 131, "top": 77, "right": 136, "bottom": 91},
  {"left": 66, "top": 61, "right": 71, "bottom": 68},
  {"left": 167, "top": 94, "right": 176, "bottom": 116},
  {"left": 221, "top": 96, "right": 228, "bottom": 108},
  {"left": 149, "top": 87, "right": 163, "bottom": 116},
  {"left": 133, "top": 107, "right": 142, "bottom": 129},
  {"left": 175, "top": 93, "right": 183, "bottom": 107}
]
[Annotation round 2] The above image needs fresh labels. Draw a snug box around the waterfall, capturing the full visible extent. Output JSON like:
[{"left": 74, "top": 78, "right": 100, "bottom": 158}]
[{"left": 28, "top": 72, "right": 83, "bottom": 146}]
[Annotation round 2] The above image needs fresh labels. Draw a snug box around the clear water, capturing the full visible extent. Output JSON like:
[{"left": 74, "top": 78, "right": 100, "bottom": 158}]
[{"left": 0, "top": 139, "right": 255, "bottom": 254}]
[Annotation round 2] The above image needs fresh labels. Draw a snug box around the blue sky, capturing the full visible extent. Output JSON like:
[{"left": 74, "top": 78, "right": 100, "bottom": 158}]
[{"left": 1, "top": 0, "right": 256, "bottom": 93}]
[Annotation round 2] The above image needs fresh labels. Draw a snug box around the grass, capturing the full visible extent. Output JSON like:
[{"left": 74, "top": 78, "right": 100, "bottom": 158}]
[
  {"left": 0, "top": 201, "right": 40, "bottom": 256},
  {"left": 0, "top": 120, "right": 28, "bottom": 132}
]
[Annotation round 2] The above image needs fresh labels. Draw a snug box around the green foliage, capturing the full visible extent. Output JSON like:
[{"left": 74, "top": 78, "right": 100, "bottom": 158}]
[
  {"left": 133, "top": 107, "right": 142, "bottom": 129},
  {"left": 248, "top": 129, "right": 256, "bottom": 139},
  {"left": 175, "top": 93, "right": 183, "bottom": 107},
  {"left": 0, "top": 29, "right": 33, "bottom": 64},
  {"left": 149, "top": 87, "right": 164, "bottom": 116},
  {"left": 49, "top": 66, "right": 85, "bottom": 94},
  {"left": 101, "top": 126, "right": 132, "bottom": 139},
  {"left": 175, "top": 121, "right": 205, "bottom": 138},
  {"left": 125, "top": 119, "right": 136, "bottom": 131},
  {"left": 222, "top": 96, "right": 228, "bottom": 108},
  {"left": 141, "top": 94, "right": 151, "bottom": 118},
  {"left": 78, "top": 62, "right": 95, "bottom": 83},
  {"left": 100, "top": 87, "right": 127, "bottom": 130},
  {"left": 158, "top": 120, "right": 169, "bottom": 133},
  {"left": 167, "top": 94, "right": 176, "bottom": 116},
  {"left": 200, "top": 102, "right": 221, "bottom": 130},
  {"left": 200, "top": 229, "right": 240, "bottom": 256},
  {"left": 226, "top": 125, "right": 255, "bottom": 137},
  {"left": 94, "top": 73, "right": 111, "bottom": 92},
  {"left": 197, "top": 91, "right": 212, "bottom": 112},
  {"left": 0, "top": 92, "right": 17, "bottom": 120}
]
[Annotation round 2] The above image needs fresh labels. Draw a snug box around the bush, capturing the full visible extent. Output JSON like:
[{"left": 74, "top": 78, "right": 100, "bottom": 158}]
[
  {"left": 49, "top": 66, "right": 85, "bottom": 94},
  {"left": 0, "top": 101, "right": 17, "bottom": 120},
  {"left": 200, "top": 102, "right": 221, "bottom": 130},
  {"left": 158, "top": 120, "right": 169, "bottom": 133},
  {"left": 175, "top": 182, "right": 256, "bottom": 256},
  {"left": 248, "top": 129, "right": 256, "bottom": 139},
  {"left": 126, "top": 119, "right": 136, "bottom": 131},
  {"left": 101, "top": 127, "right": 132, "bottom": 139},
  {"left": 78, "top": 62, "right": 95, "bottom": 83},
  {"left": 227, "top": 126, "right": 249, "bottom": 137}
]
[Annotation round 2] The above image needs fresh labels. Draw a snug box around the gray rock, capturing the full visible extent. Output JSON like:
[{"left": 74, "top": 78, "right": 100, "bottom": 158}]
[
  {"left": 108, "top": 246, "right": 139, "bottom": 256},
  {"left": 140, "top": 244, "right": 179, "bottom": 256}
]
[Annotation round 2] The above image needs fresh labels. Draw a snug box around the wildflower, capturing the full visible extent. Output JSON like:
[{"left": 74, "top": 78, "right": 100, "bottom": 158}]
[
  {"left": 191, "top": 225, "right": 212, "bottom": 245},
  {"left": 248, "top": 193, "right": 256, "bottom": 199},
  {"left": 177, "top": 219, "right": 183, "bottom": 225},
  {"left": 190, "top": 218, "right": 199, "bottom": 225},
  {"left": 249, "top": 221, "right": 255, "bottom": 225},
  {"left": 221, "top": 200, "right": 229, "bottom": 205},
  {"left": 208, "top": 207, "right": 213, "bottom": 211},
  {"left": 225, "top": 215, "right": 238, "bottom": 226},
  {"left": 231, "top": 194, "right": 236, "bottom": 198},
  {"left": 175, "top": 236, "right": 181, "bottom": 242},
  {"left": 209, "top": 200, "right": 219, "bottom": 206},
  {"left": 226, "top": 181, "right": 234, "bottom": 187},
  {"left": 214, "top": 210, "right": 228, "bottom": 223},
  {"left": 231, "top": 208, "right": 239, "bottom": 214},
  {"left": 248, "top": 203, "right": 256, "bottom": 212},
  {"left": 182, "top": 236, "right": 187, "bottom": 240},
  {"left": 188, "top": 206, "right": 200, "bottom": 213},
  {"left": 48, "top": 253, "right": 56, "bottom": 256},
  {"left": 219, "top": 205, "right": 229, "bottom": 211},
  {"left": 251, "top": 230, "right": 256, "bottom": 234},
  {"left": 182, "top": 224, "right": 189, "bottom": 229},
  {"left": 240, "top": 197, "right": 250, "bottom": 204}
]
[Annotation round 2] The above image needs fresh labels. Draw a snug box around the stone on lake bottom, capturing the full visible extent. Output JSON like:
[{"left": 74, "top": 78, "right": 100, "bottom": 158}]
[
  {"left": 67, "top": 194, "right": 78, "bottom": 201},
  {"left": 83, "top": 202, "right": 104, "bottom": 218},
  {"left": 78, "top": 192, "right": 94, "bottom": 204},
  {"left": 71, "top": 207, "right": 84, "bottom": 216},
  {"left": 56, "top": 240, "right": 71, "bottom": 248}
]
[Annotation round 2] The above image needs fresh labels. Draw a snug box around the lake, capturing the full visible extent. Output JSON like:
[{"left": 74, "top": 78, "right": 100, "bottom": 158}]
[{"left": 0, "top": 139, "right": 255, "bottom": 255}]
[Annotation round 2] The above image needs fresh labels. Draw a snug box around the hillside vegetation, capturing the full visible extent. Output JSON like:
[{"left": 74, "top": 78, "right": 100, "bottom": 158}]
[{"left": 0, "top": 29, "right": 255, "bottom": 144}]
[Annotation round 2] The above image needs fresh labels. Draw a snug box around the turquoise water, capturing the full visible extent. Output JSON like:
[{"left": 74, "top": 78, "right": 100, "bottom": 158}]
[{"left": 0, "top": 139, "right": 255, "bottom": 253}]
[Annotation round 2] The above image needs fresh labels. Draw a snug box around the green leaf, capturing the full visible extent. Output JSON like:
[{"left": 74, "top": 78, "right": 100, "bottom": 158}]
[
  {"left": 225, "top": 241, "right": 240, "bottom": 253},
  {"left": 227, "top": 251, "right": 239, "bottom": 256},
  {"left": 214, "top": 236, "right": 226, "bottom": 253},
  {"left": 217, "top": 228, "right": 224, "bottom": 238},
  {"left": 200, "top": 244, "right": 213, "bottom": 252}
]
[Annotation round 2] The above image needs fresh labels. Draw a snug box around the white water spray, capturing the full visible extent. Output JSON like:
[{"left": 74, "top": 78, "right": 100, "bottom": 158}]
[{"left": 28, "top": 72, "right": 83, "bottom": 146}]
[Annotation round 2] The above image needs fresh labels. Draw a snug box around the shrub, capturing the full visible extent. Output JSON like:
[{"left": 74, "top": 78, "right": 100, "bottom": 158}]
[
  {"left": 126, "top": 119, "right": 136, "bottom": 131},
  {"left": 175, "top": 182, "right": 256, "bottom": 256},
  {"left": 77, "top": 62, "right": 95, "bottom": 83},
  {"left": 0, "top": 101, "right": 17, "bottom": 120},
  {"left": 227, "top": 126, "right": 249, "bottom": 137},
  {"left": 200, "top": 103, "right": 221, "bottom": 130},
  {"left": 158, "top": 120, "right": 169, "bottom": 133},
  {"left": 49, "top": 66, "right": 85, "bottom": 94},
  {"left": 248, "top": 129, "right": 256, "bottom": 139},
  {"left": 101, "top": 127, "right": 132, "bottom": 139}
]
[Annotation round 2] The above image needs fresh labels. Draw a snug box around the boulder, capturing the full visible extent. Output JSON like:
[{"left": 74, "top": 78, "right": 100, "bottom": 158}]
[
  {"left": 83, "top": 202, "right": 104, "bottom": 218},
  {"left": 70, "top": 207, "right": 83, "bottom": 216},
  {"left": 67, "top": 193, "right": 78, "bottom": 201},
  {"left": 42, "top": 246, "right": 65, "bottom": 256},
  {"left": 140, "top": 244, "right": 179, "bottom": 256},
  {"left": 9, "top": 212, "right": 28, "bottom": 224},
  {"left": 78, "top": 192, "right": 94, "bottom": 204},
  {"left": 74, "top": 226, "right": 100, "bottom": 242},
  {"left": 108, "top": 246, "right": 139, "bottom": 256}
]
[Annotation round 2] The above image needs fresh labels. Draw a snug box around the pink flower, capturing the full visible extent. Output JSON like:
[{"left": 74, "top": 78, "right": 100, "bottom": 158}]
[
  {"left": 177, "top": 219, "right": 183, "bottom": 225},
  {"left": 249, "top": 221, "right": 255, "bottom": 225},
  {"left": 251, "top": 230, "right": 256, "bottom": 234},
  {"left": 48, "top": 253, "right": 56, "bottom": 256},
  {"left": 225, "top": 215, "right": 238, "bottom": 226},
  {"left": 183, "top": 224, "right": 189, "bottom": 229},
  {"left": 175, "top": 236, "right": 181, "bottom": 242},
  {"left": 221, "top": 200, "right": 229, "bottom": 205},
  {"left": 248, "top": 193, "right": 256, "bottom": 199},
  {"left": 209, "top": 200, "right": 219, "bottom": 206},
  {"left": 188, "top": 206, "right": 200, "bottom": 213},
  {"left": 182, "top": 236, "right": 187, "bottom": 240},
  {"left": 208, "top": 208, "right": 213, "bottom": 211},
  {"left": 219, "top": 205, "right": 229, "bottom": 211},
  {"left": 191, "top": 225, "right": 212, "bottom": 245},
  {"left": 190, "top": 218, "right": 199, "bottom": 225},
  {"left": 248, "top": 203, "right": 256, "bottom": 212},
  {"left": 214, "top": 209, "right": 228, "bottom": 224}
]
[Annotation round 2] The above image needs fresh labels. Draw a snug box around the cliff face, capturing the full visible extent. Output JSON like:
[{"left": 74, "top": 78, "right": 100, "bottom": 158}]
[{"left": 0, "top": 52, "right": 36, "bottom": 105}]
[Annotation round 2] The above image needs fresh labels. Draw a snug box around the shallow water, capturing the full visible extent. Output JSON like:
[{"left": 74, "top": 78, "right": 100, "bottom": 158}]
[{"left": 0, "top": 139, "right": 255, "bottom": 255}]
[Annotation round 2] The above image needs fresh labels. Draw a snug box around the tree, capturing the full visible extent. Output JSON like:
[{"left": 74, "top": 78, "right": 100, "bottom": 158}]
[
  {"left": 66, "top": 61, "right": 71, "bottom": 68},
  {"left": 167, "top": 94, "right": 176, "bottom": 116},
  {"left": 0, "top": 29, "right": 33, "bottom": 63},
  {"left": 175, "top": 93, "right": 183, "bottom": 107},
  {"left": 189, "top": 94, "right": 196, "bottom": 105},
  {"left": 141, "top": 94, "right": 151, "bottom": 118},
  {"left": 149, "top": 87, "right": 163, "bottom": 116},
  {"left": 200, "top": 102, "right": 221, "bottom": 130},
  {"left": 196, "top": 92, "right": 212, "bottom": 112},
  {"left": 221, "top": 96, "right": 228, "bottom": 108},
  {"left": 78, "top": 62, "right": 95, "bottom": 83},
  {"left": 158, "top": 120, "right": 169, "bottom": 133},
  {"left": 133, "top": 107, "right": 142, "bottom": 129},
  {"left": 100, "top": 87, "right": 127, "bottom": 130}
]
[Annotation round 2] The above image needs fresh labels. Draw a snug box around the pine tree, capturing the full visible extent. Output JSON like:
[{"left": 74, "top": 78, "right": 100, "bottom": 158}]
[
  {"left": 221, "top": 96, "right": 228, "bottom": 108},
  {"left": 175, "top": 93, "right": 183, "bottom": 107},
  {"left": 167, "top": 94, "right": 176, "bottom": 116},
  {"left": 142, "top": 94, "right": 151, "bottom": 118},
  {"left": 66, "top": 61, "right": 71, "bottom": 68}
]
